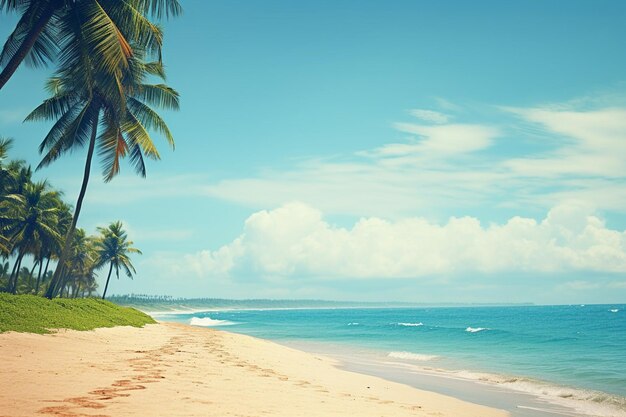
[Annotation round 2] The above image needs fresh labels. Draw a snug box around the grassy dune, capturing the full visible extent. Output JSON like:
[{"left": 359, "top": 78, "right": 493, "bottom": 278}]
[{"left": 0, "top": 293, "right": 155, "bottom": 334}]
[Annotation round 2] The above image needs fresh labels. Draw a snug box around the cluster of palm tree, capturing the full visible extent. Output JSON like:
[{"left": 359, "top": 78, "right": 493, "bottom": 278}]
[
  {"left": 0, "top": 0, "right": 181, "bottom": 298},
  {"left": 0, "top": 138, "right": 141, "bottom": 298}
]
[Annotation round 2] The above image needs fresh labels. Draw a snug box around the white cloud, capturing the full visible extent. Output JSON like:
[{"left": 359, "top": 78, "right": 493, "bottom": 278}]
[
  {"left": 51, "top": 98, "right": 626, "bottom": 222},
  {"left": 434, "top": 97, "right": 462, "bottom": 111},
  {"left": 504, "top": 107, "right": 626, "bottom": 178},
  {"left": 171, "top": 202, "right": 626, "bottom": 280},
  {"left": 203, "top": 100, "right": 626, "bottom": 218},
  {"left": 389, "top": 123, "right": 499, "bottom": 155},
  {"left": 409, "top": 109, "right": 450, "bottom": 124}
]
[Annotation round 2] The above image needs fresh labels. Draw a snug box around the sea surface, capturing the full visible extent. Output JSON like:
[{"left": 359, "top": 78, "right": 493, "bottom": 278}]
[{"left": 151, "top": 304, "right": 626, "bottom": 417}]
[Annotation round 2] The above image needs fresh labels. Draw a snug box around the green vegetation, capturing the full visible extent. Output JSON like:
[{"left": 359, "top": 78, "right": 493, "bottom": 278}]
[
  {"left": 0, "top": 1, "right": 180, "bottom": 303},
  {"left": 95, "top": 222, "right": 142, "bottom": 299},
  {"left": 0, "top": 142, "right": 141, "bottom": 298},
  {"left": 0, "top": 293, "right": 155, "bottom": 334}
]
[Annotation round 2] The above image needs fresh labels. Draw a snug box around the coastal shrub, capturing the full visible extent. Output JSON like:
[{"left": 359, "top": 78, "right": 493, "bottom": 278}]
[{"left": 0, "top": 293, "right": 155, "bottom": 334}]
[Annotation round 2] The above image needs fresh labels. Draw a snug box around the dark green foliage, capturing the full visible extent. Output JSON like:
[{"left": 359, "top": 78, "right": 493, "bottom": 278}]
[{"left": 0, "top": 293, "right": 155, "bottom": 334}]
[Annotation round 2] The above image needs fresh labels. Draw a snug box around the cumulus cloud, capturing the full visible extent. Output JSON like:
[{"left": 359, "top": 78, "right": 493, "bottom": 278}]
[{"left": 174, "top": 202, "right": 626, "bottom": 280}]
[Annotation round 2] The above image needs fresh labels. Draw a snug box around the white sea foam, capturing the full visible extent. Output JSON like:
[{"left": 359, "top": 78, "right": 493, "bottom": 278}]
[
  {"left": 388, "top": 351, "right": 439, "bottom": 361},
  {"left": 189, "top": 317, "right": 236, "bottom": 327},
  {"left": 463, "top": 372, "right": 626, "bottom": 417},
  {"left": 610, "top": 309, "right": 619, "bottom": 313},
  {"left": 465, "top": 327, "right": 488, "bottom": 333},
  {"left": 396, "top": 322, "right": 424, "bottom": 327},
  {"left": 347, "top": 322, "right": 360, "bottom": 326},
  {"left": 397, "top": 366, "right": 626, "bottom": 417}
]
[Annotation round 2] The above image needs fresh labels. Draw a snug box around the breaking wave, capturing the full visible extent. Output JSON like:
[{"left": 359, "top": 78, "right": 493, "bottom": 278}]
[
  {"left": 451, "top": 370, "right": 626, "bottom": 417},
  {"left": 189, "top": 317, "right": 237, "bottom": 327},
  {"left": 465, "top": 327, "right": 488, "bottom": 333},
  {"left": 388, "top": 351, "right": 439, "bottom": 361}
]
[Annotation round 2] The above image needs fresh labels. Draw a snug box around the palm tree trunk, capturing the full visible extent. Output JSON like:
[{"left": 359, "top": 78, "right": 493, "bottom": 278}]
[
  {"left": 10, "top": 251, "right": 25, "bottom": 294},
  {"left": 0, "top": 3, "right": 57, "bottom": 90},
  {"left": 102, "top": 262, "right": 114, "bottom": 300},
  {"left": 28, "top": 261, "right": 38, "bottom": 291},
  {"left": 7, "top": 255, "right": 20, "bottom": 292},
  {"left": 35, "top": 256, "right": 44, "bottom": 294},
  {"left": 45, "top": 113, "right": 99, "bottom": 299},
  {"left": 42, "top": 255, "right": 51, "bottom": 281}
]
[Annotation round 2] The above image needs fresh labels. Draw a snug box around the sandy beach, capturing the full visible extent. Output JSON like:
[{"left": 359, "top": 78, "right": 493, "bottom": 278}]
[{"left": 0, "top": 322, "right": 508, "bottom": 417}]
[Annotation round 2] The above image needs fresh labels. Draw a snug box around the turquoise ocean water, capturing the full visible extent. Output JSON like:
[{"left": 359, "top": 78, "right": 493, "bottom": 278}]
[{"left": 153, "top": 304, "right": 626, "bottom": 417}]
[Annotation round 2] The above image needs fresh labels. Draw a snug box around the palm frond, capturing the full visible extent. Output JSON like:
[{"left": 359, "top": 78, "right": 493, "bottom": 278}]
[
  {"left": 143, "top": 61, "right": 166, "bottom": 80},
  {"left": 38, "top": 101, "right": 99, "bottom": 169},
  {"left": 35, "top": 103, "right": 82, "bottom": 155},
  {"left": 97, "top": 117, "right": 128, "bottom": 182},
  {"left": 0, "top": 4, "right": 31, "bottom": 67},
  {"left": 25, "top": 93, "right": 80, "bottom": 122},
  {"left": 127, "top": 97, "right": 174, "bottom": 148},
  {"left": 131, "top": 0, "right": 183, "bottom": 19},
  {"left": 133, "top": 83, "right": 179, "bottom": 110},
  {"left": 77, "top": 0, "right": 132, "bottom": 75},
  {"left": 123, "top": 110, "right": 161, "bottom": 158},
  {"left": 23, "top": 18, "right": 58, "bottom": 68},
  {"left": 100, "top": 0, "right": 164, "bottom": 60},
  {"left": 126, "top": 140, "right": 147, "bottom": 178}
]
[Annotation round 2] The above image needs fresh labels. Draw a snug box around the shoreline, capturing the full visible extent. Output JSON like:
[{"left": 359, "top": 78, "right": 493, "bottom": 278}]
[
  {"left": 282, "top": 340, "right": 614, "bottom": 417},
  {"left": 154, "top": 305, "right": 626, "bottom": 417},
  {"left": 0, "top": 322, "right": 508, "bottom": 417}
]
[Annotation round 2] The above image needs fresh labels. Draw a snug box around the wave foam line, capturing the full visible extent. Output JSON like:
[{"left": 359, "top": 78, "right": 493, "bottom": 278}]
[
  {"left": 465, "top": 327, "right": 488, "bottom": 333},
  {"left": 396, "top": 322, "right": 424, "bottom": 327},
  {"left": 388, "top": 351, "right": 439, "bottom": 361},
  {"left": 189, "top": 317, "right": 237, "bottom": 327},
  {"left": 409, "top": 367, "right": 626, "bottom": 417}
]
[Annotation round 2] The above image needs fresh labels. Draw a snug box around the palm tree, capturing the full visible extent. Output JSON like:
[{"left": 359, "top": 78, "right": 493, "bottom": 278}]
[
  {"left": 0, "top": 137, "right": 14, "bottom": 254},
  {"left": 0, "top": 0, "right": 181, "bottom": 90},
  {"left": 57, "top": 228, "right": 92, "bottom": 297},
  {"left": 0, "top": 180, "right": 61, "bottom": 293},
  {"left": 28, "top": 28, "right": 178, "bottom": 299},
  {"left": 94, "top": 221, "right": 140, "bottom": 299},
  {"left": 0, "top": 137, "right": 14, "bottom": 192},
  {"left": 0, "top": 261, "right": 9, "bottom": 290}
]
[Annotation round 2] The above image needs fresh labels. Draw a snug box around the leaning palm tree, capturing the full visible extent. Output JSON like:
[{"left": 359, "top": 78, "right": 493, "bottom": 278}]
[
  {"left": 0, "top": 0, "right": 181, "bottom": 90},
  {"left": 29, "top": 41, "right": 178, "bottom": 298},
  {"left": 94, "top": 221, "right": 141, "bottom": 299}
]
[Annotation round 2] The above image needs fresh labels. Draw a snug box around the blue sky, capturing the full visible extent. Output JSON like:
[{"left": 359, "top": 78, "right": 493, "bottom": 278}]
[{"left": 1, "top": 1, "right": 626, "bottom": 304}]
